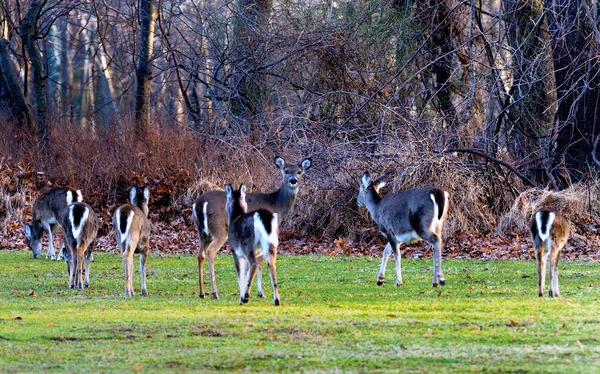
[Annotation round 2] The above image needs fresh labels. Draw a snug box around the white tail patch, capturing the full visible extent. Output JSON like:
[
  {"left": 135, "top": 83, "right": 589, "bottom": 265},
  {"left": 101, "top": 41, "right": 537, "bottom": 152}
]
[
  {"left": 430, "top": 193, "right": 440, "bottom": 231},
  {"left": 66, "top": 191, "right": 73, "bottom": 205},
  {"left": 70, "top": 205, "right": 89, "bottom": 240},
  {"left": 117, "top": 208, "right": 135, "bottom": 244},
  {"left": 202, "top": 202, "right": 209, "bottom": 235},
  {"left": 254, "top": 212, "right": 278, "bottom": 252},
  {"left": 536, "top": 211, "right": 555, "bottom": 242},
  {"left": 76, "top": 190, "right": 83, "bottom": 202}
]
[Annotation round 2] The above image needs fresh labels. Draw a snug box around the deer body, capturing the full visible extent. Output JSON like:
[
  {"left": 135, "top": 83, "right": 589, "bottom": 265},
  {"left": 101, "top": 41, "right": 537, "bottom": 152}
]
[
  {"left": 112, "top": 186, "right": 152, "bottom": 297},
  {"left": 25, "top": 187, "right": 83, "bottom": 260},
  {"left": 530, "top": 209, "right": 569, "bottom": 297},
  {"left": 226, "top": 184, "right": 280, "bottom": 305},
  {"left": 357, "top": 172, "right": 450, "bottom": 287},
  {"left": 192, "top": 157, "right": 312, "bottom": 299},
  {"left": 61, "top": 202, "right": 98, "bottom": 289}
]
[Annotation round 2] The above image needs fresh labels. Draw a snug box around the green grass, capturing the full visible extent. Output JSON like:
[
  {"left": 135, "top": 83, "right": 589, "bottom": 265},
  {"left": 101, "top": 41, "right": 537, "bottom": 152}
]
[{"left": 1, "top": 250, "right": 599, "bottom": 373}]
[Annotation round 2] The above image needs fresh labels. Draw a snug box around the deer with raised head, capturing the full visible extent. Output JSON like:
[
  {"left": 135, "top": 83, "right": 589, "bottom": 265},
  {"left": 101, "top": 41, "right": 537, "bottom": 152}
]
[
  {"left": 25, "top": 187, "right": 83, "bottom": 260},
  {"left": 225, "top": 184, "right": 280, "bottom": 305},
  {"left": 530, "top": 209, "right": 570, "bottom": 297},
  {"left": 192, "top": 156, "right": 312, "bottom": 299},
  {"left": 112, "top": 186, "right": 152, "bottom": 297},
  {"left": 357, "top": 172, "right": 450, "bottom": 288},
  {"left": 61, "top": 202, "right": 98, "bottom": 289}
]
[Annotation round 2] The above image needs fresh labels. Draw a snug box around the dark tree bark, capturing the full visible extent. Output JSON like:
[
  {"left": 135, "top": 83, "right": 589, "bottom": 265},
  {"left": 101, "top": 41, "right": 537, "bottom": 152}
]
[
  {"left": 21, "top": 0, "right": 48, "bottom": 139},
  {"left": 135, "top": 0, "right": 158, "bottom": 137},
  {"left": 230, "top": 0, "right": 272, "bottom": 126},
  {"left": 545, "top": 0, "right": 600, "bottom": 183},
  {"left": 502, "top": 0, "right": 551, "bottom": 168},
  {"left": 0, "top": 16, "right": 34, "bottom": 128}
]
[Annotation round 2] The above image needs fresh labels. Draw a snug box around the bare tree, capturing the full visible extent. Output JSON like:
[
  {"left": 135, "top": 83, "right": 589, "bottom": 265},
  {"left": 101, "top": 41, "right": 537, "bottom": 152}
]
[{"left": 134, "top": 0, "right": 158, "bottom": 137}]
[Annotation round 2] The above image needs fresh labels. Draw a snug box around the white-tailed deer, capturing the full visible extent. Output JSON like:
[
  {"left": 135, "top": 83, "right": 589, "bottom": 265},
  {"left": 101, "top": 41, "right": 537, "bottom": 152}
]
[
  {"left": 192, "top": 156, "right": 312, "bottom": 299},
  {"left": 357, "top": 172, "right": 450, "bottom": 288},
  {"left": 530, "top": 209, "right": 570, "bottom": 297},
  {"left": 112, "top": 186, "right": 152, "bottom": 297},
  {"left": 61, "top": 202, "right": 98, "bottom": 289},
  {"left": 25, "top": 187, "right": 83, "bottom": 260},
  {"left": 226, "top": 184, "right": 280, "bottom": 305}
]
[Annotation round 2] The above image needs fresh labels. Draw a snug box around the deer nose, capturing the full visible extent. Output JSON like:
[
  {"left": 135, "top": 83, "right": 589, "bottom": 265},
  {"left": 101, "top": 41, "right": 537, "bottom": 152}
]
[{"left": 289, "top": 177, "right": 298, "bottom": 186}]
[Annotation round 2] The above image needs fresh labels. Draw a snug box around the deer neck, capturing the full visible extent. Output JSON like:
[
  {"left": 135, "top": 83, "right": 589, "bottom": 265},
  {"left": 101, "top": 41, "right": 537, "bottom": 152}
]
[
  {"left": 364, "top": 189, "right": 382, "bottom": 221},
  {"left": 270, "top": 183, "right": 298, "bottom": 217}
]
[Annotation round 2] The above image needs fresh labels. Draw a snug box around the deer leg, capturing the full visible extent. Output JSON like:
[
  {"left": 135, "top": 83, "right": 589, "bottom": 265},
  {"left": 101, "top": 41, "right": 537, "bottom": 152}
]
[
  {"left": 76, "top": 245, "right": 85, "bottom": 290},
  {"left": 207, "top": 236, "right": 227, "bottom": 299},
  {"left": 140, "top": 250, "right": 148, "bottom": 297},
  {"left": 391, "top": 241, "right": 402, "bottom": 287},
  {"left": 84, "top": 248, "right": 91, "bottom": 288},
  {"left": 552, "top": 252, "right": 560, "bottom": 297},
  {"left": 244, "top": 253, "right": 258, "bottom": 304},
  {"left": 256, "top": 257, "right": 265, "bottom": 298},
  {"left": 42, "top": 221, "right": 55, "bottom": 260},
  {"left": 546, "top": 243, "right": 555, "bottom": 297},
  {"left": 265, "top": 245, "right": 280, "bottom": 306},
  {"left": 67, "top": 246, "right": 75, "bottom": 289},
  {"left": 237, "top": 254, "right": 247, "bottom": 305},
  {"left": 416, "top": 228, "right": 444, "bottom": 287},
  {"left": 377, "top": 243, "right": 393, "bottom": 286},
  {"left": 537, "top": 246, "right": 546, "bottom": 297},
  {"left": 197, "top": 234, "right": 207, "bottom": 298}
]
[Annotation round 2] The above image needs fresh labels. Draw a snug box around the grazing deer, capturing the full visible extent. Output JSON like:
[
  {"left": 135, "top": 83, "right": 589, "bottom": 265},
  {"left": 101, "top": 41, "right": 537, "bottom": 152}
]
[
  {"left": 61, "top": 202, "right": 98, "bottom": 289},
  {"left": 530, "top": 209, "right": 570, "bottom": 297},
  {"left": 113, "top": 186, "right": 152, "bottom": 297},
  {"left": 226, "top": 184, "right": 280, "bottom": 305},
  {"left": 24, "top": 187, "right": 83, "bottom": 260},
  {"left": 192, "top": 156, "right": 312, "bottom": 299},
  {"left": 357, "top": 172, "right": 450, "bottom": 288}
]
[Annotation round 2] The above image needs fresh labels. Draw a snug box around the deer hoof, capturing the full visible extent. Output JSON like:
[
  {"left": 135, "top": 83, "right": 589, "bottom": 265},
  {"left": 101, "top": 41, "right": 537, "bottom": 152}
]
[
  {"left": 377, "top": 281, "right": 384, "bottom": 286},
  {"left": 258, "top": 292, "right": 265, "bottom": 298},
  {"left": 210, "top": 292, "right": 219, "bottom": 300},
  {"left": 199, "top": 292, "right": 205, "bottom": 299},
  {"left": 432, "top": 282, "right": 438, "bottom": 288},
  {"left": 439, "top": 279, "right": 446, "bottom": 286},
  {"left": 274, "top": 298, "right": 280, "bottom": 306}
]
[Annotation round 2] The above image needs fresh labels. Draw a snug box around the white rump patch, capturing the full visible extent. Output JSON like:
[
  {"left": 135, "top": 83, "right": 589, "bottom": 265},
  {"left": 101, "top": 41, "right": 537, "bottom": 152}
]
[
  {"left": 70, "top": 205, "right": 89, "bottom": 241},
  {"left": 66, "top": 191, "right": 73, "bottom": 205},
  {"left": 76, "top": 190, "right": 83, "bottom": 202},
  {"left": 192, "top": 203, "right": 197, "bottom": 221},
  {"left": 116, "top": 208, "right": 135, "bottom": 244},
  {"left": 254, "top": 212, "right": 278, "bottom": 254},
  {"left": 395, "top": 231, "right": 421, "bottom": 244},
  {"left": 202, "top": 202, "right": 209, "bottom": 235},
  {"left": 536, "top": 211, "right": 555, "bottom": 242}
]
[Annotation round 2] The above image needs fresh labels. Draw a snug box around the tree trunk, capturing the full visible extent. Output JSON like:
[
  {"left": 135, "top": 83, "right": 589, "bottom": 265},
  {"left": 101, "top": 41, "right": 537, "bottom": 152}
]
[
  {"left": 57, "top": 16, "right": 73, "bottom": 115},
  {"left": 135, "top": 0, "right": 158, "bottom": 137},
  {"left": 230, "top": 0, "right": 272, "bottom": 127},
  {"left": 0, "top": 4, "right": 32, "bottom": 127},
  {"left": 21, "top": 0, "right": 48, "bottom": 139},
  {"left": 545, "top": 0, "right": 600, "bottom": 184}
]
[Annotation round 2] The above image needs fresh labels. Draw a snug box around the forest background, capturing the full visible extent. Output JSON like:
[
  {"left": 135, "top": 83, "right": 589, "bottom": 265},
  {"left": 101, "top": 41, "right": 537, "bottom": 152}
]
[{"left": 1, "top": 0, "right": 600, "bottom": 258}]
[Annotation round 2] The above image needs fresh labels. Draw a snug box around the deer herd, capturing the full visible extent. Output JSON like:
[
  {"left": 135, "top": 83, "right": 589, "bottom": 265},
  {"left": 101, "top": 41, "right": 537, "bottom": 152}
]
[{"left": 23, "top": 156, "right": 571, "bottom": 304}]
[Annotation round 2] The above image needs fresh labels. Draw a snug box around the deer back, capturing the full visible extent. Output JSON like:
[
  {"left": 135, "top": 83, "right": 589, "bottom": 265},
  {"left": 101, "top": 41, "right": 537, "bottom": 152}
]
[
  {"left": 530, "top": 209, "right": 570, "bottom": 249},
  {"left": 62, "top": 202, "right": 98, "bottom": 249}
]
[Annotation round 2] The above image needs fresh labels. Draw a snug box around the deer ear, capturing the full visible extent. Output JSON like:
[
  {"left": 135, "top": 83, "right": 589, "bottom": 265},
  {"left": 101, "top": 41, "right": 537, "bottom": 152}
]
[
  {"left": 143, "top": 186, "right": 150, "bottom": 201},
  {"left": 373, "top": 175, "right": 387, "bottom": 192},
  {"left": 130, "top": 187, "right": 137, "bottom": 203},
  {"left": 240, "top": 184, "right": 246, "bottom": 196},
  {"left": 274, "top": 156, "right": 285, "bottom": 170},
  {"left": 24, "top": 224, "right": 31, "bottom": 239},
  {"left": 301, "top": 158, "right": 312, "bottom": 171},
  {"left": 361, "top": 172, "right": 371, "bottom": 188},
  {"left": 225, "top": 184, "right": 233, "bottom": 197}
]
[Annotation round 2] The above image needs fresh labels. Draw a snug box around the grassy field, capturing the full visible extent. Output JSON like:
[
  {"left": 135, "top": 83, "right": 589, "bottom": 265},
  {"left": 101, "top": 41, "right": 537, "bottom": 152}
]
[{"left": 0, "top": 250, "right": 599, "bottom": 373}]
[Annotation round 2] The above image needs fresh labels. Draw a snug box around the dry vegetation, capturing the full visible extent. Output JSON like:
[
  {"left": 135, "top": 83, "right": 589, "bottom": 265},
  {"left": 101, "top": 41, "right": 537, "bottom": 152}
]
[{"left": 1, "top": 118, "right": 599, "bottom": 259}]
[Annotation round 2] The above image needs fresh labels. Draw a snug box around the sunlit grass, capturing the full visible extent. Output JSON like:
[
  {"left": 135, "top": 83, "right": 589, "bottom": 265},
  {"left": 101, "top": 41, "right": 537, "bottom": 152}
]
[{"left": 1, "top": 250, "right": 599, "bottom": 372}]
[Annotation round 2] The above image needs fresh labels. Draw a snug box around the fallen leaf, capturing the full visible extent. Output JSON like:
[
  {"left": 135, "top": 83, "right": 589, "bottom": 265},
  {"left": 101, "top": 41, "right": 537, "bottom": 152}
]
[
  {"left": 28, "top": 289, "right": 36, "bottom": 297},
  {"left": 576, "top": 340, "right": 584, "bottom": 349},
  {"left": 47, "top": 322, "right": 56, "bottom": 326},
  {"left": 508, "top": 320, "right": 519, "bottom": 327},
  {"left": 133, "top": 365, "right": 143, "bottom": 371}
]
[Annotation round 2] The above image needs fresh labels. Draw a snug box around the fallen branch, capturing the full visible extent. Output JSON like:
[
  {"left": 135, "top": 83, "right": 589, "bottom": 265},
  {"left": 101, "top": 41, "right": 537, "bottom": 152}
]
[{"left": 442, "top": 148, "right": 539, "bottom": 188}]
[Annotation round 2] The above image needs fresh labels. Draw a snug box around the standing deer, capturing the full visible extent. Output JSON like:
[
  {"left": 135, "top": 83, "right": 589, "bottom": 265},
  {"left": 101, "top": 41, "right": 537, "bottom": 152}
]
[
  {"left": 192, "top": 156, "right": 312, "bottom": 299},
  {"left": 61, "top": 202, "right": 98, "bottom": 289},
  {"left": 24, "top": 187, "right": 83, "bottom": 260},
  {"left": 225, "top": 184, "right": 280, "bottom": 305},
  {"left": 112, "top": 186, "right": 152, "bottom": 297},
  {"left": 530, "top": 209, "right": 570, "bottom": 297},
  {"left": 357, "top": 172, "right": 450, "bottom": 288}
]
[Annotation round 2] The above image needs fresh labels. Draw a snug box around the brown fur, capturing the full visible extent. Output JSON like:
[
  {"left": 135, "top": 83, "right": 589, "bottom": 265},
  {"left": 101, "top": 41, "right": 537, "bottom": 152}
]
[
  {"left": 61, "top": 202, "right": 98, "bottom": 290},
  {"left": 530, "top": 209, "right": 570, "bottom": 297},
  {"left": 192, "top": 157, "right": 312, "bottom": 299},
  {"left": 112, "top": 186, "right": 152, "bottom": 297}
]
